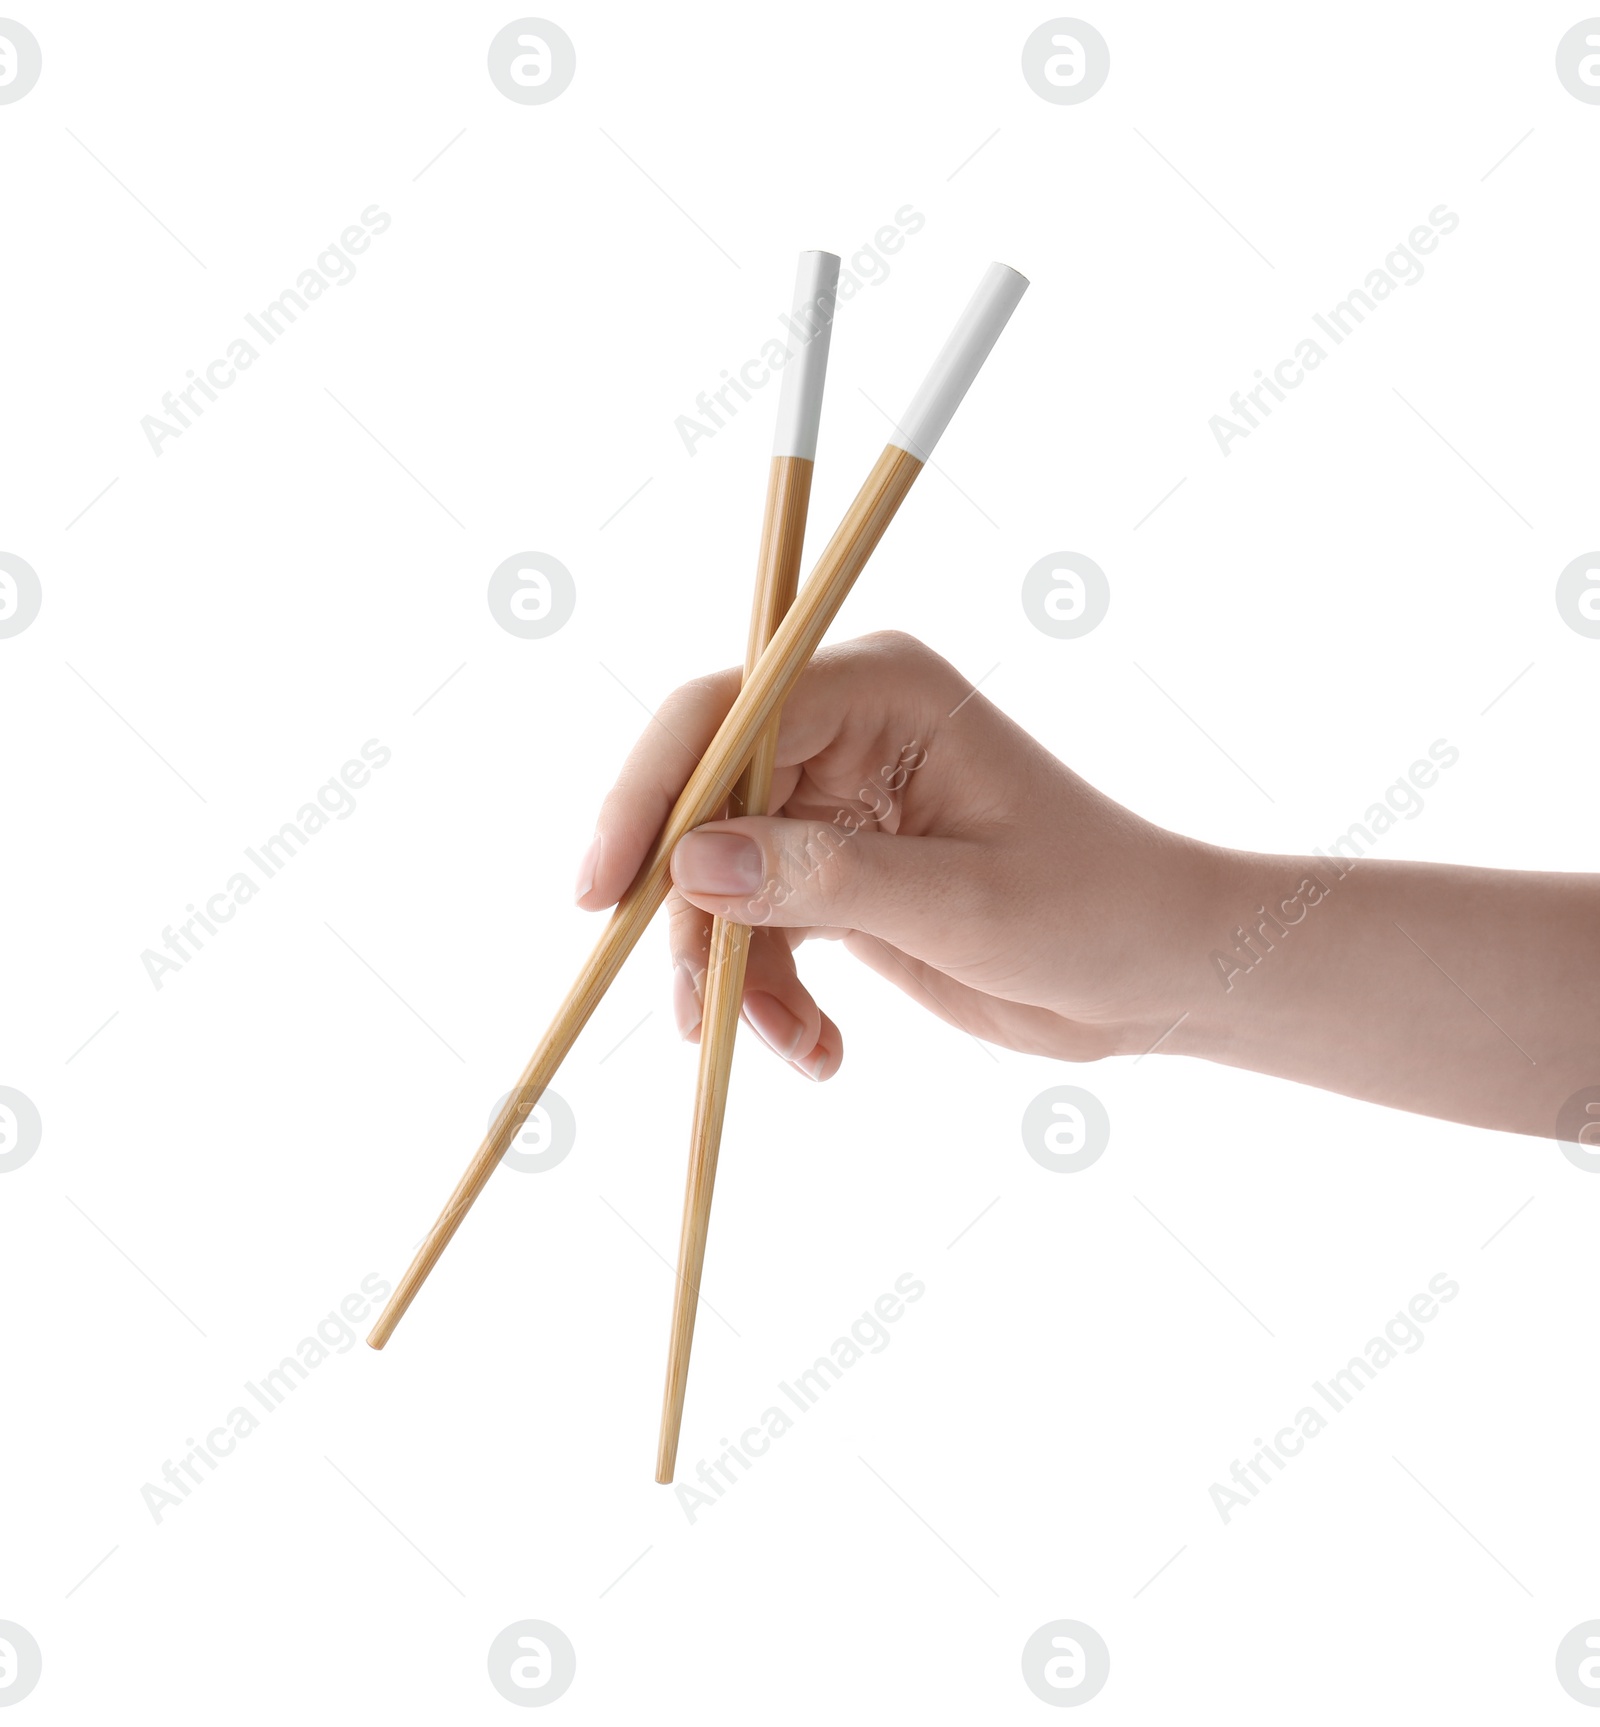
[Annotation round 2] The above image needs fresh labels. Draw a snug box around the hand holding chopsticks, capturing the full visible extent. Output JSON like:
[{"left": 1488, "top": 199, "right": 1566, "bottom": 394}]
[{"left": 366, "top": 260, "right": 1029, "bottom": 1382}]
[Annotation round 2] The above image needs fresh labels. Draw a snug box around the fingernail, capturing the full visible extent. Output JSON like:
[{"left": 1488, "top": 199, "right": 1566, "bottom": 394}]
[
  {"left": 674, "top": 831, "right": 763, "bottom": 896},
  {"left": 791, "top": 1049, "right": 826, "bottom": 1082},
  {"left": 574, "top": 833, "right": 601, "bottom": 902},
  {"left": 743, "top": 991, "right": 805, "bottom": 1061},
  {"left": 673, "top": 962, "right": 702, "bottom": 1040}
]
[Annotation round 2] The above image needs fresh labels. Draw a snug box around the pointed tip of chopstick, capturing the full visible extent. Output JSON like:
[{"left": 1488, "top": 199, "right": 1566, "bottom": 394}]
[{"left": 656, "top": 1418, "right": 683, "bottom": 1482}]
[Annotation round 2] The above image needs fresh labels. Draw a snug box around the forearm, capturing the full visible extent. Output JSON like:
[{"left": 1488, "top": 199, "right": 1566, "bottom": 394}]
[{"left": 1166, "top": 846, "right": 1600, "bottom": 1137}]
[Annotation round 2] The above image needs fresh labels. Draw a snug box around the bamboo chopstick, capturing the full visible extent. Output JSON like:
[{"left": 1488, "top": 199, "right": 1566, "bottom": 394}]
[
  {"left": 366, "top": 261, "right": 1029, "bottom": 1352},
  {"left": 655, "top": 251, "right": 841, "bottom": 1483}
]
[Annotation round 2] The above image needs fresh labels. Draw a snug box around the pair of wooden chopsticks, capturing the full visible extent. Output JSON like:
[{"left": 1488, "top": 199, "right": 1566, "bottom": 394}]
[{"left": 365, "top": 255, "right": 1029, "bottom": 1481}]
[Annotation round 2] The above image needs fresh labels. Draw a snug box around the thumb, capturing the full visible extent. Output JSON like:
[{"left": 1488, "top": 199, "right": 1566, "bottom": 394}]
[{"left": 670, "top": 817, "right": 986, "bottom": 951}]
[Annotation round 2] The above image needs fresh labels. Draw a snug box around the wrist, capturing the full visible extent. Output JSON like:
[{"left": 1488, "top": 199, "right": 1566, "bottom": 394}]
[
  {"left": 1088, "top": 830, "right": 1246, "bottom": 1060},
  {"left": 1162, "top": 846, "right": 1342, "bottom": 1064}
]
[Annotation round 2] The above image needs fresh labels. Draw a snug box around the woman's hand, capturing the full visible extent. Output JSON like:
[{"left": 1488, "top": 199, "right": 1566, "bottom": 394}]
[{"left": 576, "top": 631, "right": 1217, "bottom": 1079}]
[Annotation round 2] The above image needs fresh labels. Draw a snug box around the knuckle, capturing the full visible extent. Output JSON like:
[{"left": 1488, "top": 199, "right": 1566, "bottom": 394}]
[
  {"left": 855, "top": 629, "right": 961, "bottom": 703},
  {"left": 859, "top": 627, "right": 927, "bottom": 662},
  {"left": 663, "top": 665, "right": 738, "bottom": 723}
]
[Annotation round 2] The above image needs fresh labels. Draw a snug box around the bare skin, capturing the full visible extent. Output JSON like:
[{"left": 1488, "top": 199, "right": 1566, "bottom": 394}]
[{"left": 575, "top": 631, "right": 1599, "bottom": 1138}]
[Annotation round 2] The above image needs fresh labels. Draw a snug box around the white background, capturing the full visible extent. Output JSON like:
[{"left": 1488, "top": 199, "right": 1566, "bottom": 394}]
[{"left": 3, "top": 1, "right": 1597, "bottom": 1719}]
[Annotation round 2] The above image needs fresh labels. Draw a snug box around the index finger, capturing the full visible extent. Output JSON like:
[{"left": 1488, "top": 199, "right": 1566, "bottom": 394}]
[
  {"left": 576, "top": 664, "right": 742, "bottom": 909},
  {"left": 576, "top": 633, "right": 962, "bottom": 910}
]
